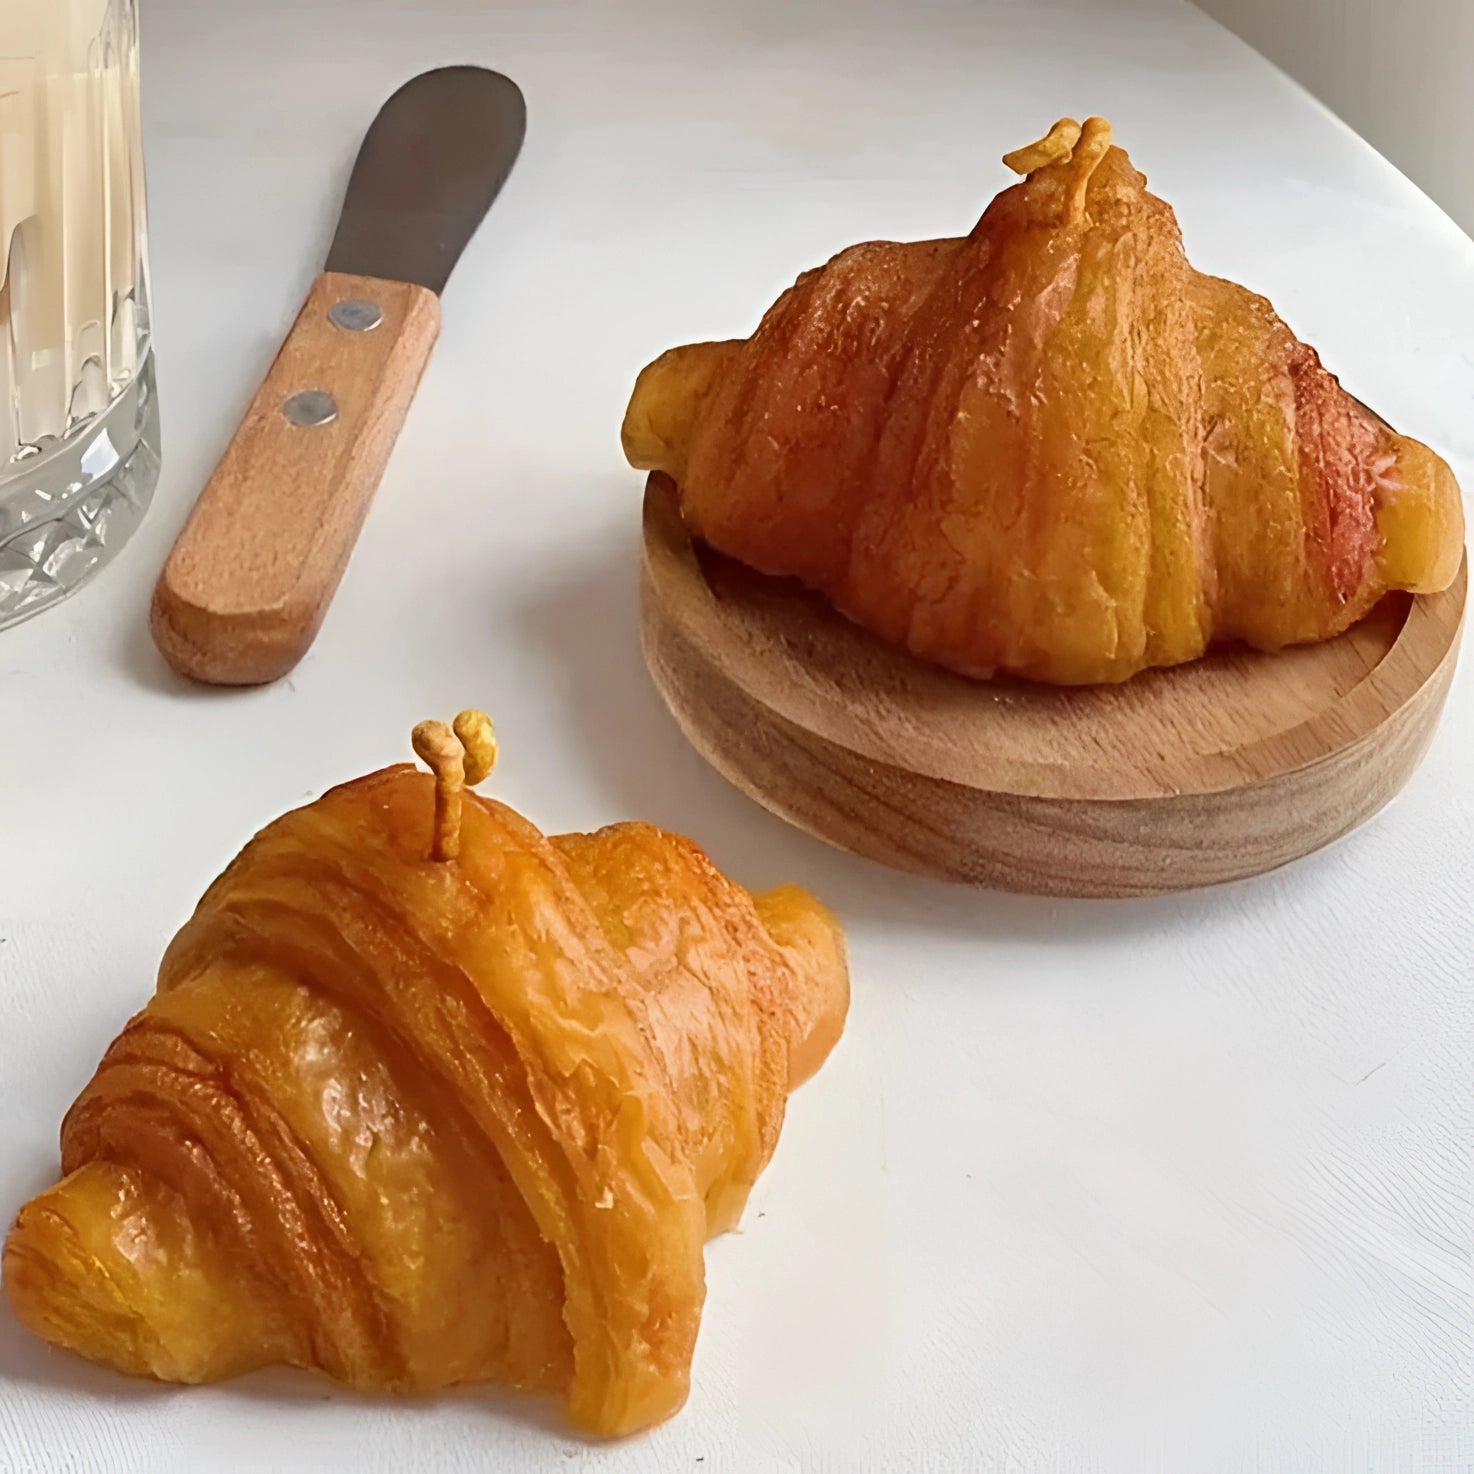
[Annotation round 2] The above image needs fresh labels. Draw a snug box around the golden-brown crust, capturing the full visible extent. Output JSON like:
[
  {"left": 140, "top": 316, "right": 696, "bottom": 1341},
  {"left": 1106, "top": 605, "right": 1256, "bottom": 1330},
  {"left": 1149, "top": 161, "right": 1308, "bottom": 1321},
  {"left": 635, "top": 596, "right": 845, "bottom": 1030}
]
[
  {"left": 626, "top": 120, "right": 1466, "bottom": 685},
  {"left": 3, "top": 767, "right": 849, "bottom": 1437}
]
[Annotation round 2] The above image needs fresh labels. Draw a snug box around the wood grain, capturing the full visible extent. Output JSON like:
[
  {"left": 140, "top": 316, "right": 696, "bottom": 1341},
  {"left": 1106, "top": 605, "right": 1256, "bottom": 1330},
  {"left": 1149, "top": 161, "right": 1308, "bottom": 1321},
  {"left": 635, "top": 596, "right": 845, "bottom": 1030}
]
[
  {"left": 641, "top": 473, "right": 1467, "bottom": 897},
  {"left": 151, "top": 271, "right": 442, "bottom": 686}
]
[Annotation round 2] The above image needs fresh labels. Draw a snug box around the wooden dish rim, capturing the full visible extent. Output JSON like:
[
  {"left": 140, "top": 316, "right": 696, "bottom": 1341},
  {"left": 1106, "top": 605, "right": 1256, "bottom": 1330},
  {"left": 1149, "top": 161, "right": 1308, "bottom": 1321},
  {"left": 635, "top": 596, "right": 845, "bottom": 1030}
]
[{"left": 642, "top": 472, "right": 1468, "bottom": 803}]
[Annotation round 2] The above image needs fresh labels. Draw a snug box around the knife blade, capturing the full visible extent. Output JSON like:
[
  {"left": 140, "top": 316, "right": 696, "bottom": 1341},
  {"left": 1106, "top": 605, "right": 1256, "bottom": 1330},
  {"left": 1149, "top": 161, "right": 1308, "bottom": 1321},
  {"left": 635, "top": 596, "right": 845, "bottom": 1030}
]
[
  {"left": 326, "top": 67, "right": 525, "bottom": 293},
  {"left": 151, "top": 67, "right": 527, "bottom": 687}
]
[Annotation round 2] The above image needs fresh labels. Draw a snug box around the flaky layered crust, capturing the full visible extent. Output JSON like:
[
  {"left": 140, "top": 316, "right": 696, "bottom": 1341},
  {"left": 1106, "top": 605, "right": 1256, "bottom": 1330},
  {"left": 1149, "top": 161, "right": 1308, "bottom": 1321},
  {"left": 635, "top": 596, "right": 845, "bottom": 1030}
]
[
  {"left": 4, "top": 768, "right": 848, "bottom": 1436},
  {"left": 625, "top": 119, "right": 1464, "bottom": 684}
]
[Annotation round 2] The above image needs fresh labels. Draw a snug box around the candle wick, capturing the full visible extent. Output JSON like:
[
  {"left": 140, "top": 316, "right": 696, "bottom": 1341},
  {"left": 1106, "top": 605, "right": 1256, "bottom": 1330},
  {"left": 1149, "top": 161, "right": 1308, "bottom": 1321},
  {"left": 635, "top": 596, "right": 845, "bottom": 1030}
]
[
  {"left": 411, "top": 710, "right": 498, "bottom": 862},
  {"left": 453, "top": 709, "right": 499, "bottom": 787}
]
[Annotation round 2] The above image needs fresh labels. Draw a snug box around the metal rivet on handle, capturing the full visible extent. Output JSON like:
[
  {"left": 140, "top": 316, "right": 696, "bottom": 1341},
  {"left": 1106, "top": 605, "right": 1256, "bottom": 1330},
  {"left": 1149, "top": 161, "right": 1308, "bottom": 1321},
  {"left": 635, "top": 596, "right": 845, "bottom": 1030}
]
[
  {"left": 329, "top": 299, "right": 384, "bottom": 333},
  {"left": 282, "top": 390, "right": 339, "bottom": 428}
]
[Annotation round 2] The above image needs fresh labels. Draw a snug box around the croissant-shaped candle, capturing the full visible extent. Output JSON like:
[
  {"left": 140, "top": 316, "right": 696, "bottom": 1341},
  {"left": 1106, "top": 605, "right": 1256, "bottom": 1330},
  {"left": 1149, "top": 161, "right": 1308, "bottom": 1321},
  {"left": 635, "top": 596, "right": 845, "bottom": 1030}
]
[
  {"left": 624, "top": 117, "right": 1465, "bottom": 684},
  {"left": 3, "top": 714, "right": 849, "bottom": 1437}
]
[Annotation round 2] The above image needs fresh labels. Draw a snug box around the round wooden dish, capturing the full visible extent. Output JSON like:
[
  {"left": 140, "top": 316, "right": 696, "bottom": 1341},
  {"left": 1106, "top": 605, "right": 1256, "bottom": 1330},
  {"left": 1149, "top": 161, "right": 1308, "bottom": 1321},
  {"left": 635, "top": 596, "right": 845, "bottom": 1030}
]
[{"left": 641, "top": 473, "right": 1467, "bottom": 898}]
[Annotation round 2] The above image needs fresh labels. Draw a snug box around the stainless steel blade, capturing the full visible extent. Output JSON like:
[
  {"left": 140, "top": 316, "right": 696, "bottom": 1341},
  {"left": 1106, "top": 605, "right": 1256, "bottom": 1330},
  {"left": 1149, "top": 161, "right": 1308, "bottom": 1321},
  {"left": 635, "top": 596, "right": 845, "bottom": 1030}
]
[{"left": 326, "top": 67, "right": 526, "bottom": 295}]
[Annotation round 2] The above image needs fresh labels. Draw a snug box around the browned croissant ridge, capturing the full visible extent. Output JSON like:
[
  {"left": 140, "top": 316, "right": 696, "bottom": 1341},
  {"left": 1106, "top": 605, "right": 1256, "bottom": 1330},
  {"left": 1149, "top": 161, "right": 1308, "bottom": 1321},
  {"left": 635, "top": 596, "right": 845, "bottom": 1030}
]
[
  {"left": 3, "top": 713, "right": 850, "bottom": 1437},
  {"left": 625, "top": 116, "right": 1465, "bottom": 685}
]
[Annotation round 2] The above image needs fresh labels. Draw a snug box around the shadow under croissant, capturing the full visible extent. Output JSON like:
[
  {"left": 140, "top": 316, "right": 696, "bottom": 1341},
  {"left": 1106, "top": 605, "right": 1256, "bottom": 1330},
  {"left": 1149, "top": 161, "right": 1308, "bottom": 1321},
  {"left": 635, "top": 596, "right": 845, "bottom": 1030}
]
[{"left": 511, "top": 519, "right": 1360, "bottom": 947}]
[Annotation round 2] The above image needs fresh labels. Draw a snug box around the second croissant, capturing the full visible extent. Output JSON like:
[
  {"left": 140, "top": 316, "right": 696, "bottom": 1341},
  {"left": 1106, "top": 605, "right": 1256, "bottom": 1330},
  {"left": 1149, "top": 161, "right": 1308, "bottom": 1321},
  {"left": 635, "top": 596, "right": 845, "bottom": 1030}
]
[
  {"left": 624, "top": 117, "right": 1465, "bottom": 685},
  {"left": 3, "top": 714, "right": 849, "bottom": 1437}
]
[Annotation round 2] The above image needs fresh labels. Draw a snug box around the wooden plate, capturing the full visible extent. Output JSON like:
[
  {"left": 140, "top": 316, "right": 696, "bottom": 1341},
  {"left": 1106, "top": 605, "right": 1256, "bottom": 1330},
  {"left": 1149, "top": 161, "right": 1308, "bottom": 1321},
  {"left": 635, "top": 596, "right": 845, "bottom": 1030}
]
[{"left": 640, "top": 473, "right": 1467, "bottom": 898}]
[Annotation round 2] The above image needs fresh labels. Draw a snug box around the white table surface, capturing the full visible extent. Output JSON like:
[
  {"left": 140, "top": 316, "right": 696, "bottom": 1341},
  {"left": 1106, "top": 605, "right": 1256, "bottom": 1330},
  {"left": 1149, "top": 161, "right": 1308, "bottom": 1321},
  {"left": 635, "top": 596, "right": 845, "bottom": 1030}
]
[{"left": 3, "top": 1, "right": 1472, "bottom": 1470}]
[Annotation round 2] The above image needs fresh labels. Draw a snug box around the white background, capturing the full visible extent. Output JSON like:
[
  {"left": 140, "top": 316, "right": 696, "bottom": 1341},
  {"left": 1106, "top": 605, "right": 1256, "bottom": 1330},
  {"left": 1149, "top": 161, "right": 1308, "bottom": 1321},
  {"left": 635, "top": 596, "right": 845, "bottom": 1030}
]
[
  {"left": 2, "top": 1, "right": 1472, "bottom": 1470},
  {"left": 1197, "top": 0, "right": 1474, "bottom": 238}
]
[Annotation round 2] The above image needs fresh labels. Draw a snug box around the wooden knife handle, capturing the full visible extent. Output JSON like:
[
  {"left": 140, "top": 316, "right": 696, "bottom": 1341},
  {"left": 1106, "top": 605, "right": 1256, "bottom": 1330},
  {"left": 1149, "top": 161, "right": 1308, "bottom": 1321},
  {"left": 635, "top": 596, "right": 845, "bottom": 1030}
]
[{"left": 151, "top": 270, "right": 441, "bottom": 686}]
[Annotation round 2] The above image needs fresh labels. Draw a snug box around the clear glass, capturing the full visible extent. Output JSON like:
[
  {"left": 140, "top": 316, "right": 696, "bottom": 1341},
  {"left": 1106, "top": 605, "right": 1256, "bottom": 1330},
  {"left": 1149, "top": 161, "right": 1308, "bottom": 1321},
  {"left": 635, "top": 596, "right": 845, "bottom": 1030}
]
[{"left": 0, "top": 0, "right": 159, "bottom": 630}]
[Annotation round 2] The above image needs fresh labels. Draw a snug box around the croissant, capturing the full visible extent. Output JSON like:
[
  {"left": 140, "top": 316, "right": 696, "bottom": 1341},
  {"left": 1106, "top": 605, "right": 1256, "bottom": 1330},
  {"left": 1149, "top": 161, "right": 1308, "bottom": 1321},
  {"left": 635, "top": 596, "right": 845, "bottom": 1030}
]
[
  {"left": 3, "top": 714, "right": 849, "bottom": 1438},
  {"left": 623, "top": 117, "right": 1465, "bottom": 685}
]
